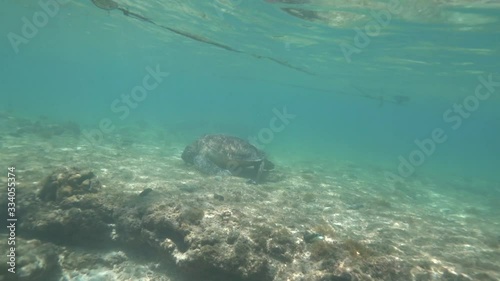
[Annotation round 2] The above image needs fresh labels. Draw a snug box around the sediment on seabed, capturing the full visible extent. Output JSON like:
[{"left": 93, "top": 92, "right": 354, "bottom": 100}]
[{"left": 0, "top": 117, "right": 499, "bottom": 281}]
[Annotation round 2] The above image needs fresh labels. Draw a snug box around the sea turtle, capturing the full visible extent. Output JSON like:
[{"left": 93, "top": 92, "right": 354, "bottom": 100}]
[{"left": 181, "top": 134, "right": 274, "bottom": 183}]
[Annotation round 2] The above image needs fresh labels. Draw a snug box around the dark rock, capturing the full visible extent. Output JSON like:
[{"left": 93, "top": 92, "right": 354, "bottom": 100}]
[
  {"left": 139, "top": 188, "right": 153, "bottom": 197},
  {"left": 213, "top": 193, "right": 224, "bottom": 201},
  {"left": 303, "top": 231, "right": 324, "bottom": 243},
  {"left": 38, "top": 167, "right": 101, "bottom": 202}
]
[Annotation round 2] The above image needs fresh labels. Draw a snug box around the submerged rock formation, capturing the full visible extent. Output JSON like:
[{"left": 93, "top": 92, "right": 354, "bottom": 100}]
[{"left": 2, "top": 166, "right": 494, "bottom": 281}]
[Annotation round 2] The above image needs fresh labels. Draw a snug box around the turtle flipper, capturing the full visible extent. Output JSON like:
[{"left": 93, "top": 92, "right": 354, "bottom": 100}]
[
  {"left": 254, "top": 161, "right": 265, "bottom": 184},
  {"left": 193, "top": 155, "right": 231, "bottom": 176}
]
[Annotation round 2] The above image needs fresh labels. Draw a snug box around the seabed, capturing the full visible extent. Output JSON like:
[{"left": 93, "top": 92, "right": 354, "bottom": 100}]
[{"left": 0, "top": 115, "right": 499, "bottom": 281}]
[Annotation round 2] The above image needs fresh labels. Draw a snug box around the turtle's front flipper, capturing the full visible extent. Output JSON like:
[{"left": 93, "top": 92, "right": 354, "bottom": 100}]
[
  {"left": 254, "top": 161, "right": 265, "bottom": 184},
  {"left": 193, "top": 155, "right": 231, "bottom": 176}
]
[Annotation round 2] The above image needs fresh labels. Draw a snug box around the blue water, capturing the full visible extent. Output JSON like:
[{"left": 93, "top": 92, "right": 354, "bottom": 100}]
[{"left": 1, "top": 0, "right": 500, "bottom": 182}]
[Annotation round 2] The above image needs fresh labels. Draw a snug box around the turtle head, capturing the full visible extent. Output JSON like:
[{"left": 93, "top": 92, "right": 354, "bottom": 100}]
[
  {"left": 263, "top": 159, "right": 275, "bottom": 171},
  {"left": 181, "top": 144, "right": 197, "bottom": 164},
  {"left": 256, "top": 151, "right": 274, "bottom": 171}
]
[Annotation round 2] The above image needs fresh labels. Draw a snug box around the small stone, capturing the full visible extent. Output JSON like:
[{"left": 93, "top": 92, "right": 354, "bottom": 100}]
[
  {"left": 303, "top": 231, "right": 324, "bottom": 243},
  {"left": 139, "top": 188, "right": 153, "bottom": 197},
  {"left": 214, "top": 193, "right": 224, "bottom": 201}
]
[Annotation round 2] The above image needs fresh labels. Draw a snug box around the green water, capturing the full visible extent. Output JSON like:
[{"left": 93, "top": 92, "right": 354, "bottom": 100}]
[{"left": 1, "top": 0, "right": 500, "bottom": 183}]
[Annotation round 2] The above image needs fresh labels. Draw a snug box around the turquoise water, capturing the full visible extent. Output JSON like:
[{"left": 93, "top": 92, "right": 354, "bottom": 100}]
[
  {"left": 2, "top": 1, "right": 500, "bottom": 280},
  {"left": 1, "top": 0, "right": 500, "bottom": 182}
]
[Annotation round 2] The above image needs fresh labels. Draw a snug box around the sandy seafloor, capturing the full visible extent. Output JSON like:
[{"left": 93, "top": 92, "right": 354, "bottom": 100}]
[{"left": 0, "top": 116, "right": 499, "bottom": 281}]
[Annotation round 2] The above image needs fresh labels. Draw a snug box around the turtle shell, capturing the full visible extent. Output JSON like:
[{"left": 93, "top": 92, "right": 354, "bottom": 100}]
[{"left": 182, "top": 134, "right": 274, "bottom": 171}]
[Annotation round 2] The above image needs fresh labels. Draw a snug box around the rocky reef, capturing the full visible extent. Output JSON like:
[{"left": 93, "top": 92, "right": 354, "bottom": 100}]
[
  {"left": 1, "top": 164, "right": 497, "bottom": 281},
  {"left": 38, "top": 167, "right": 101, "bottom": 202}
]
